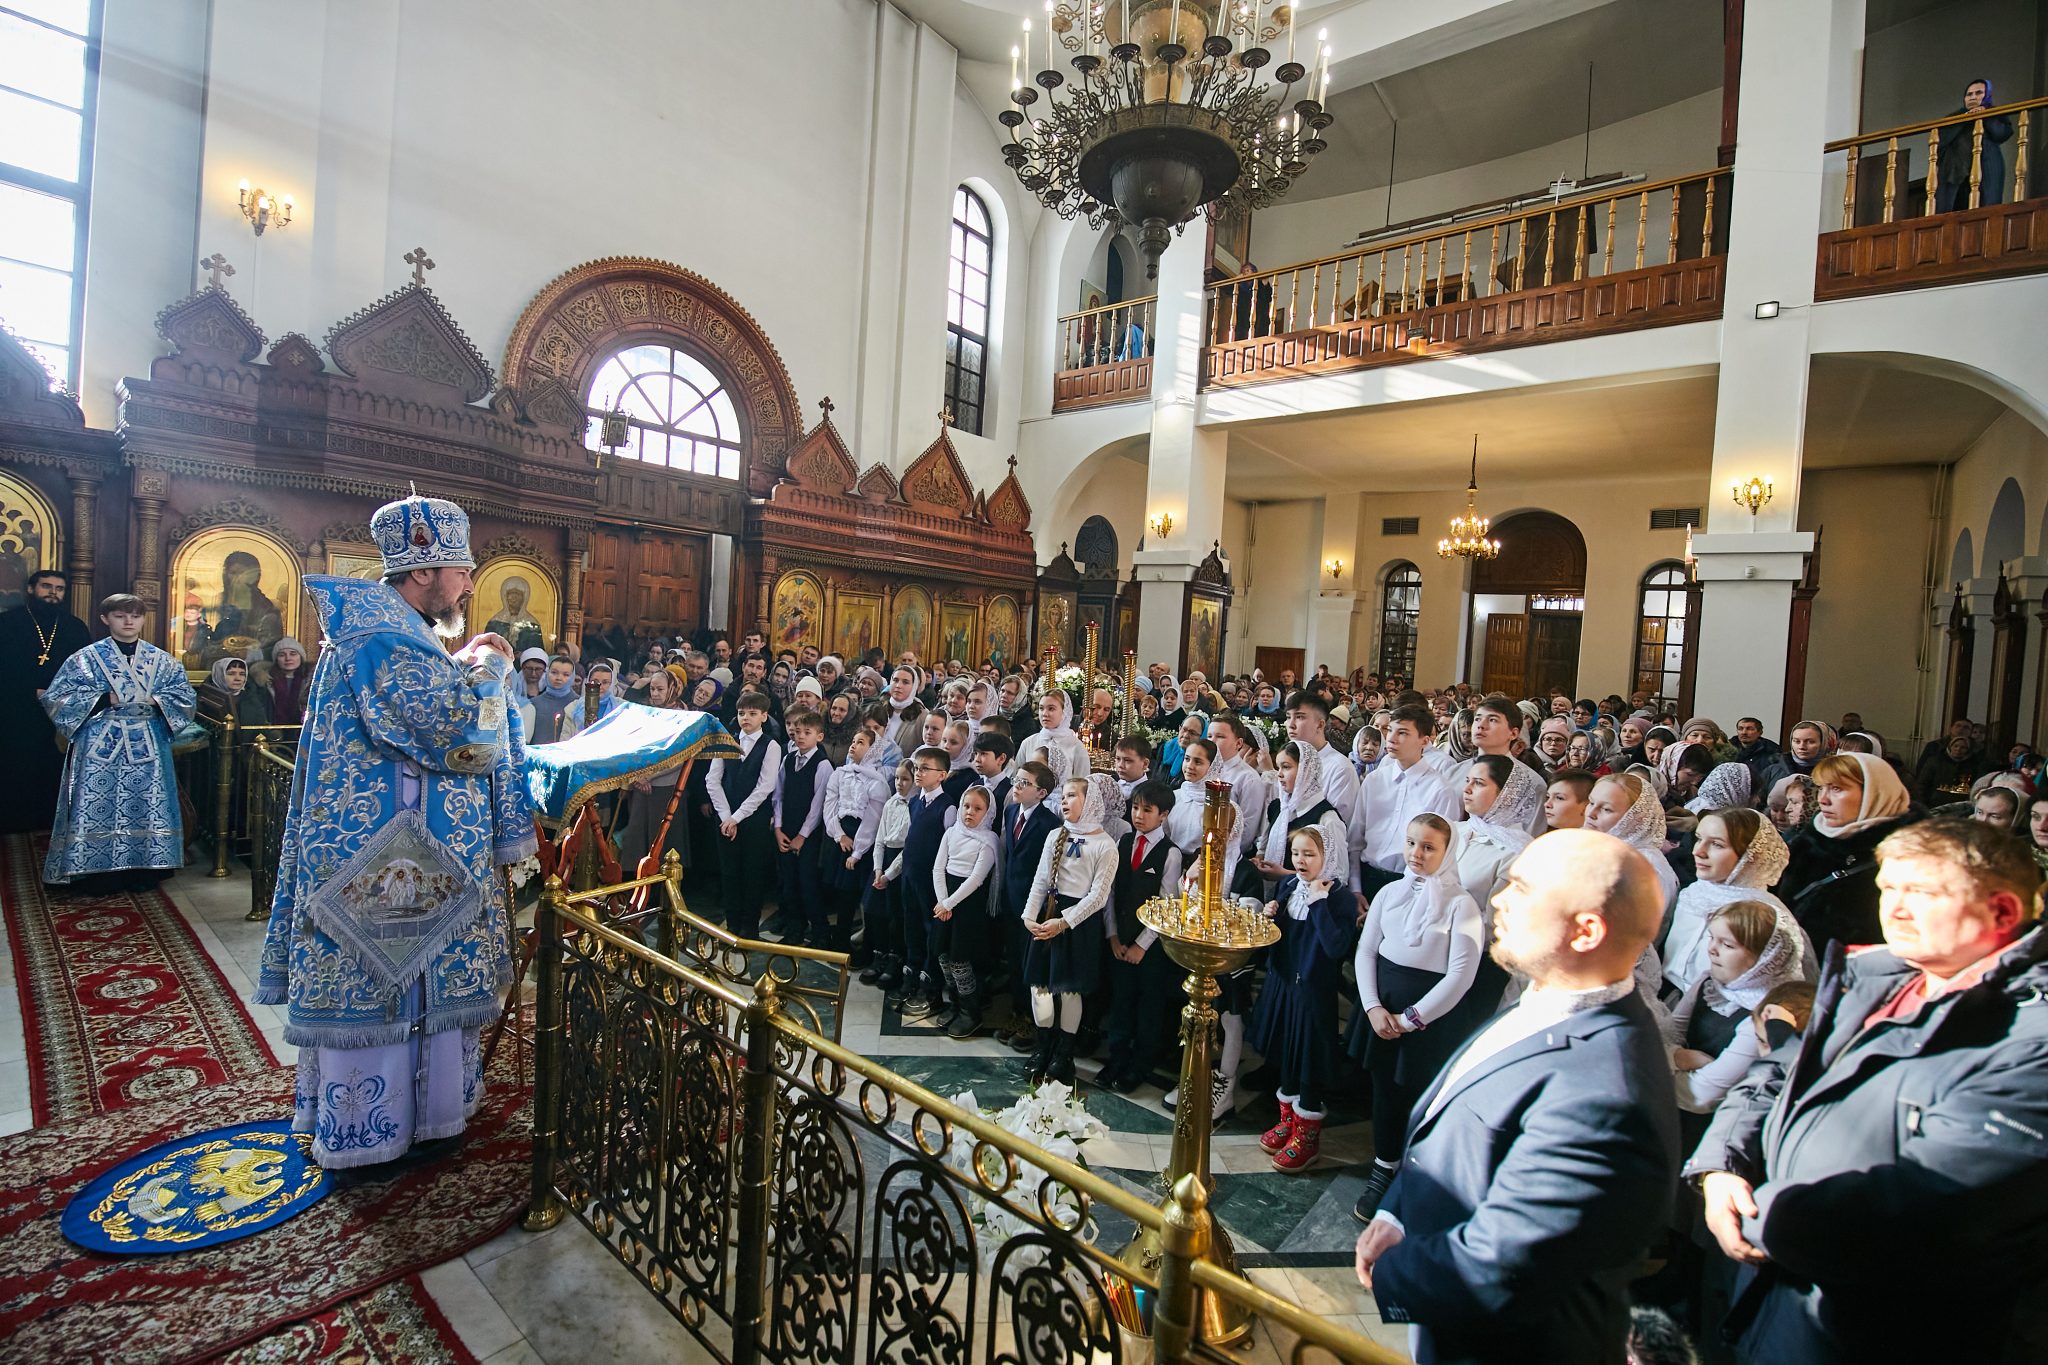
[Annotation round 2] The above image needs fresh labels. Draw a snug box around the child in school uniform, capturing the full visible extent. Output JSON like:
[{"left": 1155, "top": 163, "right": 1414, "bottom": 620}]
[
  {"left": 970, "top": 732, "right": 1014, "bottom": 813},
  {"left": 1098, "top": 780, "right": 1183, "bottom": 1094},
  {"left": 1348, "top": 811, "right": 1483, "bottom": 1221},
  {"left": 894, "top": 745, "right": 960, "bottom": 1018},
  {"left": 930, "top": 784, "right": 999, "bottom": 1038},
  {"left": 863, "top": 759, "right": 917, "bottom": 989},
  {"left": 993, "top": 760, "right": 1061, "bottom": 1053},
  {"left": 1250, "top": 827, "right": 1354, "bottom": 1172},
  {"left": 1018, "top": 775, "right": 1118, "bottom": 1085},
  {"left": 822, "top": 728, "right": 888, "bottom": 959},
  {"left": 773, "top": 707, "right": 834, "bottom": 946},
  {"left": 1112, "top": 737, "right": 1153, "bottom": 808},
  {"left": 941, "top": 718, "right": 978, "bottom": 798},
  {"left": 707, "top": 689, "right": 781, "bottom": 937}
]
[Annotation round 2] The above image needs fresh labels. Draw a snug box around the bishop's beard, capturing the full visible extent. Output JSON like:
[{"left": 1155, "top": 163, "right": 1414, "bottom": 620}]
[{"left": 431, "top": 608, "right": 465, "bottom": 641}]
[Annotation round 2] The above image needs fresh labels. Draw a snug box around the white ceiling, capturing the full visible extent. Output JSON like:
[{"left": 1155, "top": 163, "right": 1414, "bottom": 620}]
[{"left": 1217, "top": 356, "right": 2007, "bottom": 500}]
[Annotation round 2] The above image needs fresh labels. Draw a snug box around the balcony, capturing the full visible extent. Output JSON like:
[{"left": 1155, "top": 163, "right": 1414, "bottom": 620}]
[
  {"left": 1816, "top": 96, "right": 2048, "bottom": 301},
  {"left": 1201, "top": 168, "right": 1732, "bottom": 390},
  {"left": 1051, "top": 295, "right": 1155, "bottom": 412}
]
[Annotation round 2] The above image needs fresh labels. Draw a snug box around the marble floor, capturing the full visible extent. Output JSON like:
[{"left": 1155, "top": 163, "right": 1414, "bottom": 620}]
[{"left": 1, "top": 865, "right": 1409, "bottom": 1363}]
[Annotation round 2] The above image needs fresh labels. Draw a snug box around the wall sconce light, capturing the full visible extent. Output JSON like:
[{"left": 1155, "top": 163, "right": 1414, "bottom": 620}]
[
  {"left": 1753, "top": 300, "right": 1780, "bottom": 319},
  {"left": 1731, "top": 475, "right": 1774, "bottom": 518},
  {"left": 596, "top": 396, "right": 630, "bottom": 469},
  {"left": 1325, "top": 557, "right": 1344, "bottom": 579},
  {"left": 238, "top": 180, "right": 294, "bottom": 236},
  {"left": 1148, "top": 511, "right": 1174, "bottom": 539}
]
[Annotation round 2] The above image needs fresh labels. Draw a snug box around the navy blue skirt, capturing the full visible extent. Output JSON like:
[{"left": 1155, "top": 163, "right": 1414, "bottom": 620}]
[
  {"left": 1347, "top": 955, "right": 1476, "bottom": 1088},
  {"left": 1248, "top": 974, "right": 1341, "bottom": 1105},
  {"left": 1022, "top": 894, "right": 1103, "bottom": 995},
  {"left": 820, "top": 826, "right": 871, "bottom": 896}
]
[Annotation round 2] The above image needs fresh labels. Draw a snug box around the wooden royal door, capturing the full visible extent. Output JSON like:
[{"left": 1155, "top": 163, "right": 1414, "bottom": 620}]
[
  {"left": 585, "top": 525, "right": 706, "bottom": 636},
  {"left": 1482, "top": 615, "right": 1526, "bottom": 696},
  {"left": 1527, "top": 612, "right": 1582, "bottom": 700},
  {"left": 1255, "top": 646, "right": 1305, "bottom": 688}
]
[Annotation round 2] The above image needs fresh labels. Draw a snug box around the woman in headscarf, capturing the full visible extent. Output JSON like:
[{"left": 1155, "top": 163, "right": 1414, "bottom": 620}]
[
  {"left": 1767, "top": 772, "right": 1818, "bottom": 833},
  {"left": 1780, "top": 751, "right": 1921, "bottom": 951},
  {"left": 821, "top": 690, "right": 859, "bottom": 765},
  {"left": 1015, "top": 685, "right": 1089, "bottom": 788},
  {"left": 1687, "top": 761, "right": 1754, "bottom": 815},
  {"left": 1564, "top": 729, "right": 1609, "bottom": 776},
  {"left": 1441, "top": 706, "right": 1477, "bottom": 768},
  {"left": 267, "top": 637, "right": 311, "bottom": 727},
  {"left": 1447, "top": 755, "right": 1546, "bottom": 1026},
  {"left": 766, "top": 659, "right": 796, "bottom": 709},
  {"left": 1018, "top": 772, "right": 1120, "bottom": 1086},
  {"left": 1247, "top": 680, "right": 1283, "bottom": 719},
  {"left": 1641, "top": 725, "right": 1677, "bottom": 772},
  {"left": 1154, "top": 672, "right": 1186, "bottom": 733},
  {"left": 201, "top": 656, "right": 273, "bottom": 727},
  {"left": 686, "top": 672, "right": 723, "bottom": 712},
  {"left": 1614, "top": 713, "right": 1653, "bottom": 770},
  {"left": 559, "top": 659, "right": 623, "bottom": 741},
  {"left": 1662, "top": 807, "right": 1807, "bottom": 1002},
  {"left": 1253, "top": 741, "right": 1350, "bottom": 887},
  {"left": 1665, "top": 898, "right": 1807, "bottom": 1118}
]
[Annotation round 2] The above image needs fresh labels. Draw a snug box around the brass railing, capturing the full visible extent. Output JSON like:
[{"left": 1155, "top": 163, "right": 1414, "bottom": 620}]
[
  {"left": 525, "top": 876, "right": 1402, "bottom": 1365},
  {"left": 1826, "top": 95, "right": 2045, "bottom": 227},
  {"left": 174, "top": 715, "right": 301, "bottom": 884},
  {"left": 1055, "top": 293, "right": 1156, "bottom": 371},
  {"left": 1207, "top": 166, "right": 1734, "bottom": 342},
  {"left": 245, "top": 734, "right": 296, "bottom": 922}
]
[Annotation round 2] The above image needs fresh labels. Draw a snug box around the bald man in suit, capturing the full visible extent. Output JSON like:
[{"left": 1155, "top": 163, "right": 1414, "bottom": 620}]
[{"left": 1355, "top": 829, "right": 1678, "bottom": 1365}]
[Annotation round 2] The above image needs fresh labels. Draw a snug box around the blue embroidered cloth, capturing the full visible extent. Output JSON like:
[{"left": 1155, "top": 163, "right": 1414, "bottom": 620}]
[
  {"left": 62, "top": 1119, "right": 330, "bottom": 1254},
  {"left": 523, "top": 704, "right": 739, "bottom": 824},
  {"left": 41, "top": 638, "right": 195, "bottom": 883}
]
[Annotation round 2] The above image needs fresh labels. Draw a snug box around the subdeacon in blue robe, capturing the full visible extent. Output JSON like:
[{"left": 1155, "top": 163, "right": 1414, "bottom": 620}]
[
  {"left": 41, "top": 637, "right": 195, "bottom": 883},
  {"left": 256, "top": 575, "right": 535, "bottom": 1167}
]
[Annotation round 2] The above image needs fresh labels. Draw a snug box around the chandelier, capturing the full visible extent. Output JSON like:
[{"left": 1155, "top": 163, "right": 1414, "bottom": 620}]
[
  {"left": 1002, "top": 1, "right": 1334, "bottom": 278},
  {"left": 1438, "top": 436, "right": 1500, "bottom": 560}
]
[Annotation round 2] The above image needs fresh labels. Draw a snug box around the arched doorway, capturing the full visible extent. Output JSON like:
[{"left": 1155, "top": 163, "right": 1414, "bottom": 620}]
[{"left": 1470, "top": 511, "right": 1587, "bottom": 699}]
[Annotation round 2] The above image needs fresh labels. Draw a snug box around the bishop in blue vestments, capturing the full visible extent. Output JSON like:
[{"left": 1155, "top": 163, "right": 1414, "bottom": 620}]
[
  {"left": 256, "top": 493, "right": 536, "bottom": 1169},
  {"left": 41, "top": 593, "right": 195, "bottom": 889}
]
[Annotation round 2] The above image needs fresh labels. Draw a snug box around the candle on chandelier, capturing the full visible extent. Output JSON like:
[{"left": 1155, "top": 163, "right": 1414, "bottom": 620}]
[
  {"left": 1022, "top": 16, "right": 1032, "bottom": 75},
  {"left": 1170, "top": 0, "right": 1181, "bottom": 47},
  {"left": 1011, "top": 43, "right": 1019, "bottom": 87},
  {"left": 1046, "top": 0, "right": 1056, "bottom": 70},
  {"left": 1286, "top": 4, "right": 1295, "bottom": 64},
  {"left": 1317, "top": 29, "right": 1329, "bottom": 86}
]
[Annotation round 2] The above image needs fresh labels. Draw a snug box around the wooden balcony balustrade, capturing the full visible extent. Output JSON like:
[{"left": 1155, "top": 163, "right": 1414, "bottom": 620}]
[
  {"left": 1051, "top": 293, "right": 1156, "bottom": 411},
  {"left": 1817, "top": 94, "right": 2048, "bottom": 300},
  {"left": 1202, "top": 168, "right": 1732, "bottom": 389}
]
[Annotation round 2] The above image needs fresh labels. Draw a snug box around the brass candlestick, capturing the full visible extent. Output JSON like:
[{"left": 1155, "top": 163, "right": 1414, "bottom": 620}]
[
  {"left": 1083, "top": 619, "right": 1114, "bottom": 773},
  {"left": 1103, "top": 779, "right": 1278, "bottom": 1347}
]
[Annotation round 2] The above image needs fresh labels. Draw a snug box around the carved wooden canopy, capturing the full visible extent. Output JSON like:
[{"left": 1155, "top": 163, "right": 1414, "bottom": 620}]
[
  {"left": 0, "top": 323, "right": 114, "bottom": 475},
  {"left": 500, "top": 257, "right": 802, "bottom": 498},
  {"left": 1472, "top": 511, "right": 1587, "bottom": 594},
  {"left": 325, "top": 283, "right": 495, "bottom": 404},
  {"left": 750, "top": 401, "right": 1035, "bottom": 588}
]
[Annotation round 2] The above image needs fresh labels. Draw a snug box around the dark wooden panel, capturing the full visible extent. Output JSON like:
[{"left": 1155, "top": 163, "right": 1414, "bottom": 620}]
[
  {"left": 1052, "top": 357, "right": 1152, "bottom": 411},
  {"left": 1815, "top": 197, "right": 2048, "bottom": 300},
  {"left": 1482, "top": 615, "right": 1527, "bottom": 697},
  {"left": 1527, "top": 613, "right": 1582, "bottom": 700},
  {"left": 1255, "top": 646, "right": 1305, "bottom": 687},
  {"left": 1203, "top": 257, "right": 1725, "bottom": 390}
]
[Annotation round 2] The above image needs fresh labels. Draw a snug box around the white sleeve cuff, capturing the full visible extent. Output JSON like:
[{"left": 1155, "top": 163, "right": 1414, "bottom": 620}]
[{"left": 1373, "top": 1209, "right": 1403, "bottom": 1234}]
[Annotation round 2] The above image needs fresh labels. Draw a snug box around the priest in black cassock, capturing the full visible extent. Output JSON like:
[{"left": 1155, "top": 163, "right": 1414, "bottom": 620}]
[{"left": 0, "top": 570, "right": 92, "bottom": 833}]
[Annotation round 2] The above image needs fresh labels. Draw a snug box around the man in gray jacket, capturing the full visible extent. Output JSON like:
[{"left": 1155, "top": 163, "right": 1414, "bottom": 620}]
[{"left": 1691, "top": 817, "right": 2048, "bottom": 1363}]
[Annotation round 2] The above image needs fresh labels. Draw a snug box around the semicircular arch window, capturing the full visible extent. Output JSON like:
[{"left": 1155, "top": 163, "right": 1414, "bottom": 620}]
[{"left": 584, "top": 342, "right": 743, "bottom": 481}]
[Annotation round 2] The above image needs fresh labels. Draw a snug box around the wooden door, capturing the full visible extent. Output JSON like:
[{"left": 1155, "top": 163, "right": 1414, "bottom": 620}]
[
  {"left": 1482, "top": 615, "right": 1526, "bottom": 696},
  {"left": 1255, "top": 646, "right": 1304, "bottom": 688},
  {"left": 1527, "top": 613, "right": 1581, "bottom": 700},
  {"left": 586, "top": 528, "right": 633, "bottom": 631},
  {"left": 583, "top": 526, "right": 706, "bottom": 635}
]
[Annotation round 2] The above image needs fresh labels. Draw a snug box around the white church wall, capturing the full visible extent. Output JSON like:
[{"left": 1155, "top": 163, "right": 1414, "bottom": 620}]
[
  {"left": 1053, "top": 450, "right": 1148, "bottom": 577},
  {"left": 1234, "top": 498, "right": 1328, "bottom": 672},
  {"left": 1250, "top": 90, "right": 1724, "bottom": 276}
]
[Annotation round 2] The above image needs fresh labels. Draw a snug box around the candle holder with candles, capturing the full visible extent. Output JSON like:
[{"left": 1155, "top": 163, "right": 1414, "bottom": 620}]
[{"left": 1100, "top": 777, "right": 1277, "bottom": 1347}]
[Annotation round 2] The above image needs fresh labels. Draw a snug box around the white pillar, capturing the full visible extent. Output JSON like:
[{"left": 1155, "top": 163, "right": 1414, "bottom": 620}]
[
  {"left": 1692, "top": 0, "right": 1862, "bottom": 731},
  {"left": 1134, "top": 228, "right": 1227, "bottom": 669},
  {"left": 1304, "top": 494, "right": 1363, "bottom": 673}
]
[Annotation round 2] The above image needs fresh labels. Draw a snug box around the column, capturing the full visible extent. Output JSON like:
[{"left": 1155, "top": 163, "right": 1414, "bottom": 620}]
[
  {"left": 66, "top": 470, "right": 100, "bottom": 617},
  {"left": 1303, "top": 494, "right": 1363, "bottom": 674},
  {"left": 562, "top": 526, "right": 589, "bottom": 650},
  {"left": 1689, "top": 0, "right": 1863, "bottom": 732},
  {"left": 1133, "top": 229, "right": 1227, "bottom": 670},
  {"left": 131, "top": 468, "right": 169, "bottom": 643}
]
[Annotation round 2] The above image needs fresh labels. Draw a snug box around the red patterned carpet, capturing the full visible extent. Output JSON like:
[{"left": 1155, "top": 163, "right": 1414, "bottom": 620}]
[
  {"left": 0, "top": 835, "right": 276, "bottom": 1123},
  {"left": 0, "top": 836, "right": 525, "bottom": 1364}
]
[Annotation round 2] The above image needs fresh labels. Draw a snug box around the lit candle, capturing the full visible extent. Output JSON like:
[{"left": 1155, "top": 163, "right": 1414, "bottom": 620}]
[
  {"left": 1285, "top": 4, "right": 1295, "bottom": 64},
  {"left": 1011, "top": 43, "right": 1020, "bottom": 87},
  {"left": 1121, "top": 0, "right": 1129, "bottom": 47}
]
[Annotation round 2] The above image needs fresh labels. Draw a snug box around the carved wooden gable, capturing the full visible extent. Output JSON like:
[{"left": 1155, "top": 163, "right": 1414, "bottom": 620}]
[
  {"left": 0, "top": 323, "right": 86, "bottom": 428},
  {"left": 325, "top": 284, "right": 494, "bottom": 405},
  {"left": 784, "top": 409, "right": 857, "bottom": 495},
  {"left": 899, "top": 428, "right": 973, "bottom": 518},
  {"left": 518, "top": 376, "right": 586, "bottom": 433},
  {"left": 1038, "top": 542, "right": 1082, "bottom": 590},
  {"left": 987, "top": 456, "right": 1032, "bottom": 535},
  {"left": 156, "top": 286, "right": 266, "bottom": 365},
  {"left": 1192, "top": 541, "right": 1231, "bottom": 589},
  {"left": 855, "top": 463, "right": 901, "bottom": 504},
  {"left": 265, "top": 333, "right": 324, "bottom": 375}
]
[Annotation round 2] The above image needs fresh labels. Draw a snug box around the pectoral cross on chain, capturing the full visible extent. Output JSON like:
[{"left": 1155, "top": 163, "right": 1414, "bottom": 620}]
[{"left": 404, "top": 247, "right": 435, "bottom": 287}]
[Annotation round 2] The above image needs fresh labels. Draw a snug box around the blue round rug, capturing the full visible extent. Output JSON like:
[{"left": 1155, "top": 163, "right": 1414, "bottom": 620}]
[{"left": 62, "top": 1119, "right": 331, "bottom": 1255}]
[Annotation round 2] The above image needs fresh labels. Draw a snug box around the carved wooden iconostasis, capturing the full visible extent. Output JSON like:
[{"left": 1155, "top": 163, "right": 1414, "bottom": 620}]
[
  {"left": 0, "top": 326, "right": 118, "bottom": 622},
  {"left": 750, "top": 406, "right": 1038, "bottom": 672}
]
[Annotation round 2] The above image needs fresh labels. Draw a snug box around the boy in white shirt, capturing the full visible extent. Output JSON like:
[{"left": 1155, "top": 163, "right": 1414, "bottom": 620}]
[{"left": 706, "top": 690, "right": 782, "bottom": 937}]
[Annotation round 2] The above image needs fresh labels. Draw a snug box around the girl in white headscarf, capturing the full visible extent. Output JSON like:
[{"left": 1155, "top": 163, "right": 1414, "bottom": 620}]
[
  {"left": 1446, "top": 754, "right": 1549, "bottom": 1026},
  {"left": 1663, "top": 807, "right": 1809, "bottom": 1001},
  {"left": 1665, "top": 898, "right": 1808, "bottom": 1115},
  {"left": 1019, "top": 774, "right": 1118, "bottom": 1086},
  {"left": 1587, "top": 770, "right": 1680, "bottom": 910},
  {"left": 1016, "top": 685, "right": 1089, "bottom": 789},
  {"left": 1347, "top": 812, "right": 1482, "bottom": 1219},
  {"left": 1254, "top": 741, "right": 1351, "bottom": 883}
]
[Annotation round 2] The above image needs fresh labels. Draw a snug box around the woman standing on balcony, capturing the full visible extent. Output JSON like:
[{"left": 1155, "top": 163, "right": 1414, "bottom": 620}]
[{"left": 1937, "top": 78, "right": 2016, "bottom": 211}]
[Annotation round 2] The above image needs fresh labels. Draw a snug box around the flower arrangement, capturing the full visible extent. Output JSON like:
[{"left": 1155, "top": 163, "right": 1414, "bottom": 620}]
[
  {"left": 1241, "top": 711, "right": 1286, "bottom": 753},
  {"left": 506, "top": 853, "right": 543, "bottom": 890},
  {"left": 947, "top": 1081, "right": 1106, "bottom": 1247}
]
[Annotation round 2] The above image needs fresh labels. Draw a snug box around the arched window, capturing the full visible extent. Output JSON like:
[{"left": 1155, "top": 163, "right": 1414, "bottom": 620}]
[
  {"left": 1632, "top": 561, "right": 1698, "bottom": 708},
  {"left": 584, "top": 342, "right": 743, "bottom": 480},
  {"left": 1377, "top": 562, "right": 1422, "bottom": 681},
  {"left": 944, "top": 185, "right": 993, "bottom": 437}
]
